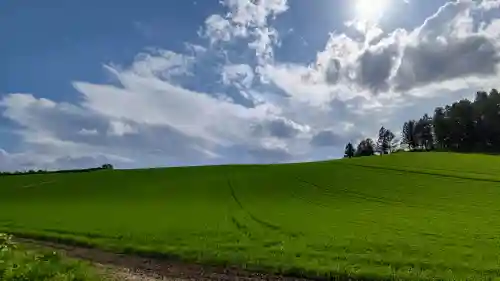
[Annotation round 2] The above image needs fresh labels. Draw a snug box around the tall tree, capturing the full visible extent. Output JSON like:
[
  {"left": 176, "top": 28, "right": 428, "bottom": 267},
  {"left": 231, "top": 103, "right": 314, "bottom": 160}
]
[
  {"left": 418, "top": 114, "right": 434, "bottom": 150},
  {"left": 426, "top": 88, "right": 500, "bottom": 153},
  {"left": 385, "top": 130, "right": 396, "bottom": 154},
  {"left": 402, "top": 120, "right": 417, "bottom": 150},
  {"left": 432, "top": 107, "right": 448, "bottom": 149},
  {"left": 473, "top": 91, "right": 489, "bottom": 150},
  {"left": 344, "top": 142, "right": 355, "bottom": 158},
  {"left": 376, "top": 127, "right": 395, "bottom": 155},
  {"left": 376, "top": 127, "right": 387, "bottom": 154}
]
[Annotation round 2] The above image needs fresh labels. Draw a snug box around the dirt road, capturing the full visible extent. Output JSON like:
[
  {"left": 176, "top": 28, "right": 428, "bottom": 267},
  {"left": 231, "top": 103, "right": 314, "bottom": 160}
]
[{"left": 18, "top": 238, "right": 314, "bottom": 281}]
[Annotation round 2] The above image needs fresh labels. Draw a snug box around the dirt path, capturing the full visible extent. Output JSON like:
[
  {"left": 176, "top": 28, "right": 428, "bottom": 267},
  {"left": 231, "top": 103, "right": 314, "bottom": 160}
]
[
  {"left": 94, "top": 263, "right": 171, "bottom": 281},
  {"left": 18, "top": 238, "right": 313, "bottom": 281}
]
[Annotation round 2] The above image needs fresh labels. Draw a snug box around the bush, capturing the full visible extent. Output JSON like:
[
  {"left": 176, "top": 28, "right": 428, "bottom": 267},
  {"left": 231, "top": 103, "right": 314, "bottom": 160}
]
[{"left": 101, "top": 164, "right": 114, "bottom": 170}]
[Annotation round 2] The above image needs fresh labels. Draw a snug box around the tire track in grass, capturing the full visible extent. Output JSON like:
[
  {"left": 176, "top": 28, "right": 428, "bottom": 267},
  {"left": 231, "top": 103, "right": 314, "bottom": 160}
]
[
  {"left": 373, "top": 164, "right": 499, "bottom": 177},
  {"left": 295, "top": 175, "right": 495, "bottom": 214},
  {"left": 342, "top": 162, "right": 500, "bottom": 183},
  {"left": 227, "top": 179, "right": 302, "bottom": 238},
  {"left": 295, "top": 177, "right": 403, "bottom": 206},
  {"left": 21, "top": 180, "right": 57, "bottom": 189},
  {"left": 294, "top": 177, "right": 448, "bottom": 211},
  {"left": 282, "top": 177, "right": 331, "bottom": 209},
  {"left": 227, "top": 179, "right": 281, "bottom": 231},
  {"left": 226, "top": 185, "right": 263, "bottom": 239},
  {"left": 230, "top": 216, "right": 253, "bottom": 238},
  {"left": 288, "top": 188, "right": 330, "bottom": 208}
]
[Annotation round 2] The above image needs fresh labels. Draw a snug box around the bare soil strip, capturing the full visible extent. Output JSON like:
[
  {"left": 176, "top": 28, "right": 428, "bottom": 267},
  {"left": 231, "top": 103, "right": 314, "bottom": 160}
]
[{"left": 18, "top": 238, "right": 314, "bottom": 281}]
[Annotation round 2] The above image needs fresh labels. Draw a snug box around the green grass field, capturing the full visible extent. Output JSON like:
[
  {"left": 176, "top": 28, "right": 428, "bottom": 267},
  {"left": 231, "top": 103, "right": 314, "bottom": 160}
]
[{"left": 2, "top": 152, "right": 500, "bottom": 280}]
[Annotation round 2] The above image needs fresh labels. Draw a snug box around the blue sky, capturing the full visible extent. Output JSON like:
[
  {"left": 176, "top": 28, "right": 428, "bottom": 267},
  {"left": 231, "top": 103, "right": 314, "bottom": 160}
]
[{"left": 1, "top": 0, "right": 500, "bottom": 170}]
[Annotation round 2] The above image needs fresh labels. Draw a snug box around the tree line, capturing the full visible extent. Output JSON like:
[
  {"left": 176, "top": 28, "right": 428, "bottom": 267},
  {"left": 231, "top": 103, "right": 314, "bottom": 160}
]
[
  {"left": 344, "top": 89, "right": 500, "bottom": 158},
  {"left": 0, "top": 163, "right": 114, "bottom": 176}
]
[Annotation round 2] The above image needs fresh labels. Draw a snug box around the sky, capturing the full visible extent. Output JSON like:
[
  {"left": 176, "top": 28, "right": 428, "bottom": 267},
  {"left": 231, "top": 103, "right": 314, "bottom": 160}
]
[{"left": 1, "top": 0, "right": 500, "bottom": 171}]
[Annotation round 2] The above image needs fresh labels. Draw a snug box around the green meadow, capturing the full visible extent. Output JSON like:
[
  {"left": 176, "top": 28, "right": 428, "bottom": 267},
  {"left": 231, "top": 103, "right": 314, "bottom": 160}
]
[{"left": 2, "top": 152, "right": 500, "bottom": 280}]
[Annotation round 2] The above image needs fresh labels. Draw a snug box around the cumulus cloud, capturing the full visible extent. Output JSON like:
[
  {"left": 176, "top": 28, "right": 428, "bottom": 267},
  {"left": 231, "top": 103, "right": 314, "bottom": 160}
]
[
  {"left": 265, "top": 0, "right": 500, "bottom": 122},
  {"left": 394, "top": 34, "right": 499, "bottom": 91},
  {"left": 310, "top": 130, "right": 345, "bottom": 147},
  {"left": 3, "top": 0, "right": 500, "bottom": 170},
  {"left": 222, "top": 64, "right": 255, "bottom": 89},
  {"left": 0, "top": 49, "right": 303, "bottom": 169},
  {"left": 270, "top": 0, "right": 500, "bottom": 98},
  {"left": 202, "top": 0, "right": 288, "bottom": 65},
  {"left": 246, "top": 144, "right": 292, "bottom": 163},
  {"left": 251, "top": 117, "right": 309, "bottom": 139}
]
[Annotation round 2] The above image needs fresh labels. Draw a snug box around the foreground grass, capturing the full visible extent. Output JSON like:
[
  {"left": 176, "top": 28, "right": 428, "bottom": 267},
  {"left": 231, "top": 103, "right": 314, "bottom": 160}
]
[
  {"left": 2, "top": 152, "right": 500, "bottom": 280},
  {"left": 0, "top": 234, "right": 100, "bottom": 281}
]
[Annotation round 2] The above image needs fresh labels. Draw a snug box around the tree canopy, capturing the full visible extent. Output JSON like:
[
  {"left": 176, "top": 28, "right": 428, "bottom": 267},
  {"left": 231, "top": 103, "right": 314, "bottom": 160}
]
[
  {"left": 344, "top": 142, "right": 355, "bottom": 158},
  {"left": 355, "top": 138, "right": 375, "bottom": 157},
  {"left": 343, "top": 88, "right": 500, "bottom": 158}
]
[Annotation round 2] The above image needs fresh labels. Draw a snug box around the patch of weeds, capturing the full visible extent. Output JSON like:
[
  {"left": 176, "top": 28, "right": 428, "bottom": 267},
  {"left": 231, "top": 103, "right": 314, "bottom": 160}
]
[{"left": 0, "top": 233, "right": 101, "bottom": 281}]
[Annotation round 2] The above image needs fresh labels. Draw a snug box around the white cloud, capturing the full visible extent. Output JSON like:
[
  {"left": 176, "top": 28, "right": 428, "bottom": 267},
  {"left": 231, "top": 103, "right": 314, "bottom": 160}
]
[
  {"left": 251, "top": 116, "right": 310, "bottom": 139},
  {"left": 74, "top": 66, "right": 277, "bottom": 146},
  {"left": 203, "top": 15, "right": 234, "bottom": 44},
  {"left": 0, "top": 50, "right": 304, "bottom": 169},
  {"left": 0, "top": 140, "right": 133, "bottom": 172},
  {"left": 263, "top": 0, "right": 500, "bottom": 128},
  {"left": 265, "top": 0, "right": 500, "bottom": 98},
  {"left": 222, "top": 64, "right": 255, "bottom": 89},
  {"left": 3, "top": 0, "right": 500, "bottom": 170},
  {"left": 107, "top": 121, "right": 136, "bottom": 136},
  {"left": 202, "top": 0, "right": 288, "bottom": 65},
  {"left": 78, "top": 128, "right": 98, "bottom": 136},
  {"left": 130, "top": 49, "right": 195, "bottom": 79}
]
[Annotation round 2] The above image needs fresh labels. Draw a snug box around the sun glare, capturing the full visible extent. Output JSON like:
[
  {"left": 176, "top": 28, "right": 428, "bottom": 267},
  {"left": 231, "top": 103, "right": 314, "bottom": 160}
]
[{"left": 355, "top": 0, "right": 388, "bottom": 22}]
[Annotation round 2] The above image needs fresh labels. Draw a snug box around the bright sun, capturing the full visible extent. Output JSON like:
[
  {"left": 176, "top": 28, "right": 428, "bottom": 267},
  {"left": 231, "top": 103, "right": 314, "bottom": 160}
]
[{"left": 356, "top": 0, "right": 388, "bottom": 21}]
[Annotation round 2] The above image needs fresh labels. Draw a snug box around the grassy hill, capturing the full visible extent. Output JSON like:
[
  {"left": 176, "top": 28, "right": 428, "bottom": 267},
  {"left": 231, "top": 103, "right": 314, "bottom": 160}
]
[{"left": 2, "top": 152, "right": 500, "bottom": 280}]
